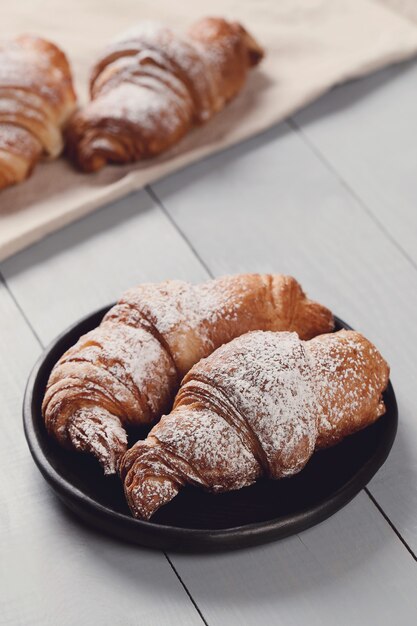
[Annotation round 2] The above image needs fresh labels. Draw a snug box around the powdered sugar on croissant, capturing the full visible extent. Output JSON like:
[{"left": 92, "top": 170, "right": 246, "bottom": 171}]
[
  {"left": 66, "top": 17, "right": 264, "bottom": 171},
  {"left": 121, "top": 330, "right": 389, "bottom": 520},
  {"left": 0, "top": 35, "right": 76, "bottom": 190},
  {"left": 42, "top": 274, "right": 333, "bottom": 474}
]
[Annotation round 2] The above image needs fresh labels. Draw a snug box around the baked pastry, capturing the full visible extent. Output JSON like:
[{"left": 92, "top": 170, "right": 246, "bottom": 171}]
[
  {"left": 42, "top": 274, "right": 333, "bottom": 474},
  {"left": 0, "top": 35, "right": 76, "bottom": 190},
  {"left": 66, "top": 17, "right": 264, "bottom": 172},
  {"left": 121, "top": 329, "right": 389, "bottom": 520}
]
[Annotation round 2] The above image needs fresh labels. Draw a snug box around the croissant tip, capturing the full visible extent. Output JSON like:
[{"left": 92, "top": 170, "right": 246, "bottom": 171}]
[
  {"left": 121, "top": 441, "right": 182, "bottom": 519},
  {"left": 231, "top": 21, "right": 264, "bottom": 66},
  {"left": 67, "top": 408, "right": 128, "bottom": 474}
]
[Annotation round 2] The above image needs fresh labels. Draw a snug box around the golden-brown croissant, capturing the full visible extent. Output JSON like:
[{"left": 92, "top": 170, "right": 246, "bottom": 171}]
[
  {"left": 0, "top": 35, "right": 76, "bottom": 190},
  {"left": 121, "top": 329, "right": 389, "bottom": 520},
  {"left": 66, "top": 17, "right": 264, "bottom": 172},
  {"left": 42, "top": 274, "right": 333, "bottom": 474}
]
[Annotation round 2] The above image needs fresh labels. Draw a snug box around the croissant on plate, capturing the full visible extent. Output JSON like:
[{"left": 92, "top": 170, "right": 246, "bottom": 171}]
[
  {"left": 66, "top": 17, "right": 264, "bottom": 172},
  {"left": 42, "top": 274, "right": 333, "bottom": 474},
  {"left": 0, "top": 35, "right": 76, "bottom": 190},
  {"left": 121, "top": 329, "right": 389, "bottom": 520}
]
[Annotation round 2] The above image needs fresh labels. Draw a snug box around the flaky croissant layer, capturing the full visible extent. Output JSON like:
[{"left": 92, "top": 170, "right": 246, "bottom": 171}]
[
  {"left": 121, "top": 329, "right": 389, "bottom": 520},
  {"left": 42, "top": 274, "right": 333, "bottom": 473},
  {"left": 66, "top": 17, "right": 264, "bottom": 172},
  {"left": 0, "top": 35, "right": 76, "bottom": 190}
]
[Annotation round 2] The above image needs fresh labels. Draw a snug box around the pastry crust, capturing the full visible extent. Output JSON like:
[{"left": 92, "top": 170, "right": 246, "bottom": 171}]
[
  {"left": 0, "top": 35, "right": 76, "bottom": 190},
  {"left": 66, "top": 17, "right": 264, "bottom": 172},
  {"left": 121, "top": 329, "right": 389, "bottom": 520},
  {"left": 42, "top": 274, "right": 333, "bottom": 474}
]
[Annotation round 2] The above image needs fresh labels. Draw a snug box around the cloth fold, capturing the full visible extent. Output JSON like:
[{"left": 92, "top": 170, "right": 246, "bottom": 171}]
[{"left": 1, "top": 0, "right": 417, "bottom": 260}]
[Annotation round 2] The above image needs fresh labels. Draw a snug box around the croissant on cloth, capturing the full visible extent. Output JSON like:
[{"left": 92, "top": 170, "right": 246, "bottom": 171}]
[
  {"left": 121, "top": 329, "right": 389, "bottom": 520},
  {"left": 42, "top": 274, "right": 333, "bottom": 474},
  {"left": 0, "top": 35, "right": 76, "bottom": 190},
  {"left": 66, "top": 17, "right": 264, "bottom": 172}
]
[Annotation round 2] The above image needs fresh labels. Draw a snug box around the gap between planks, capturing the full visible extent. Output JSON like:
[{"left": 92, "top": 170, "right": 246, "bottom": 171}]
[
  {"left": 287, "top": 117, "right": 417, "bottom": 276},
  {"left": 0, "top": 267, "right": 209, "bottom": 626},
  {"left": 146, "top": 141, "right": 417, "bottom": 565},
  {"left": 1, "top": 134, "right": 416, "bottom": 617},
  {"left": 146, "top": 185, "right": 214, "bottom": 279},
  {"left": 286, "top": 114, "right": 417, "bottom": 564}
]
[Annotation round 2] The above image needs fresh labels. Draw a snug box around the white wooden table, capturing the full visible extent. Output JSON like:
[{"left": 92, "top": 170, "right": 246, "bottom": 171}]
[{"left": 1, "top": 59, "right": 417, "bottom": 626}]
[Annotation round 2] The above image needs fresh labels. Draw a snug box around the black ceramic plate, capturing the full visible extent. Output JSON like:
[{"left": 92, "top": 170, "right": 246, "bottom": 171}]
[{"left": 23, "top": 308, "right": 397, "bottom": 552}]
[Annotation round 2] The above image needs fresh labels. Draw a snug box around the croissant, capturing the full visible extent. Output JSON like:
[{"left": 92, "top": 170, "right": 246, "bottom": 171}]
[
  {"left": 121, "top": 329, "right": 389, "bottom": 520},
  {"left": 66, "top": 17, "right": 264, "bottom": 172},
  {"left": 42, "top": 274, "right": 333, "bottom": 474},
  {"left": 0, "top": 35, "right": 76, "bottom": 190}
]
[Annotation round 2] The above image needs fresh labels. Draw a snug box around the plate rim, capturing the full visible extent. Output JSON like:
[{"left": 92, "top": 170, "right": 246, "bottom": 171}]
[{"left": 23, "top": 307, "right": 398, "bottom": 551}]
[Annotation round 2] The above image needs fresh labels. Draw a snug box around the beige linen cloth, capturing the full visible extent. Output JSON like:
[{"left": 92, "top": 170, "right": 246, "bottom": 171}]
[{"left": 1, "top": 0, "right": 417, "bottom": 261}]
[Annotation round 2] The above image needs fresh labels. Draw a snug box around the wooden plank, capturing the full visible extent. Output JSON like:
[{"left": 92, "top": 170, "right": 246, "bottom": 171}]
[
  {"left": 152, "top": 122, "right": 417, "bottom": 557},
  {"left": 293, "top": 59, "right": 417, "bottom": 266},
  {"left": 1, "top": 190, "right": 207, "bottom": 344},
  {"left": 173, "top": 492, "right": 417, "bottom": 626},
  {"left": 3, "top": 128, "right": 417, "bottom": 624},
  {"left": 0, "top": 247, "right": 206, "bottom": 623}
]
